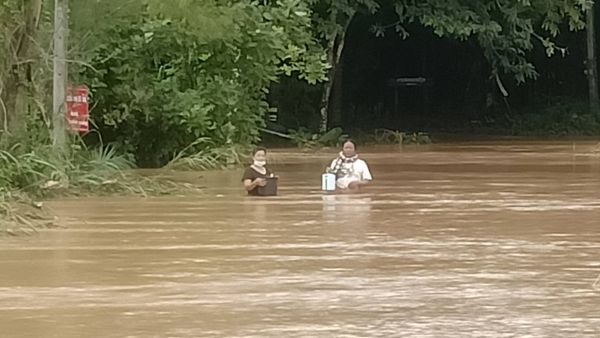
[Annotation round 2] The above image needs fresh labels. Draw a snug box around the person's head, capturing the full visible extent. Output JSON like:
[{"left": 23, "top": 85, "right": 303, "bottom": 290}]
[
  {"left": 341, "top": 139, "right": 356, "bottom": 157},
  {"left": 252, "top": 147, "right": 267, "bottom": 166}
]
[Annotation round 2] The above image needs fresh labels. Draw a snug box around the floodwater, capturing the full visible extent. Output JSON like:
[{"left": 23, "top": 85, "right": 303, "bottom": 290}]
[{"left": 1, "top": 141, "right": 600, "bottom": 337}]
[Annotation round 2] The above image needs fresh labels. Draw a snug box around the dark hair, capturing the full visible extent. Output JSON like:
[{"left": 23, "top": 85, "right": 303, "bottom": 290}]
[
  {"left": 342, "top": 139, "right": 356, "bottom": 148},
  {"left": 253, "top": 146, "right": 267, "bottom": 156}
]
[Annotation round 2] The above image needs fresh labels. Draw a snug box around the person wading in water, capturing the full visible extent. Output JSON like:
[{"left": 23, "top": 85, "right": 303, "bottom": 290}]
[
  {"left": 242, "top": 147, "right": 275, "bottom": 196},
  {"left": 327, "top": 139, "right": 372, "bottom": 191}
]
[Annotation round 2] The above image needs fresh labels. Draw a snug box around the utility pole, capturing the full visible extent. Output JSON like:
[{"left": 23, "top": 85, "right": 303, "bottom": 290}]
[
  {"left": 52, "top": 0, "right": 68, "bottom": 151},
  {"left": 586, "top": 2, "right": 599, "bottom": 112}
]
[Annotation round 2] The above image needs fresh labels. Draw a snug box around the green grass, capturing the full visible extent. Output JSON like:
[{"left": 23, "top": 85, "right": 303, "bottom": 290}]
[
  {"left": 0, "top": 142, "right": 182, "bottom": 236},
  {"left": 166, "top": 138, "right": 251, "bottom": 170}
]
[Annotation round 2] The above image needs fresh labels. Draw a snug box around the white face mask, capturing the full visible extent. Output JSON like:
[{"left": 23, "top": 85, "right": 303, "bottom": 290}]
[{"left": 253, "top": 160, "right": 266, "bottom": 167}]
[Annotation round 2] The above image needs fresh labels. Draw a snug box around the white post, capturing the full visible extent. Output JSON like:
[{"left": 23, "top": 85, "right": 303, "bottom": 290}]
[{"left": 52, "top": 0, "right": 67, "bottom": 151}]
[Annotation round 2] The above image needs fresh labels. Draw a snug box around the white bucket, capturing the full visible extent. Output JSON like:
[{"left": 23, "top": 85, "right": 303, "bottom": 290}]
[{"left": 322, "top": 173, "right": 336, "bottom": 191}]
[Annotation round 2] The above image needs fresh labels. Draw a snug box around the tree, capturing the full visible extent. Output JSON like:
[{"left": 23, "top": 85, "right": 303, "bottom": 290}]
[
  {"left": 74, "top": 0, "right": 328, "bottom": 166},
  {"left": 309, "top": 0, "right": 379, "bottom": 132},
  {"left": 391, "top": 0, "right": 589, "bottom": 82},
  {"left": 0, "top": 0, "right": 45, "bottom": 137},
  {"left": 313, "top": 0, "right": 591, "bottom": 131}
]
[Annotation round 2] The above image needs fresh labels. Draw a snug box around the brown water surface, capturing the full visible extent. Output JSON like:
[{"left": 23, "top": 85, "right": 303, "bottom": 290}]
[{"left": 1, "top": 141, "right": 600, "bottom": 337}]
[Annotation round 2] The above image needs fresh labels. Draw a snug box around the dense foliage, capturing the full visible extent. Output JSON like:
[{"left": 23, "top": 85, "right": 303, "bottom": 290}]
[{"left": 76, "top": 0, "right": 327, "bottom": 167}]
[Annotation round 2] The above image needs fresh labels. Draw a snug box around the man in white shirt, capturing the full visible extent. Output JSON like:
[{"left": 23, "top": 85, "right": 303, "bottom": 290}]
[{"left": 328, "top": 139, "right": 373, "bottom": 190}]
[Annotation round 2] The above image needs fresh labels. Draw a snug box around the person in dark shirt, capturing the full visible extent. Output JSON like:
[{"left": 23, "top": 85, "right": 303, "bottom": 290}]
[{"left": 241, "top": 147, "right": 274, "bottom": 196}]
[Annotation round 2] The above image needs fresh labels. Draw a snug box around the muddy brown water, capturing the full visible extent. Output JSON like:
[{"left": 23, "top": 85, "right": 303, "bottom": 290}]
[{"left": 1, "top": 141, "right": 600, "bottom": 337}]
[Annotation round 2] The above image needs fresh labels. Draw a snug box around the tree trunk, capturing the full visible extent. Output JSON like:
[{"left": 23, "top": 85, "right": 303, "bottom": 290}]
[
  {"left": 319, "top": 36, "right": 336, "bottom": 133},
  {"left": 331, "top": 58, "right": 344, "bottom": 127},
  {"left": 319, "top": 12, "right": 354, "bottom": 133},
  {"left": 587, "top": 2, "right": 599, "bottom": 112},
  {"left": 52, "top": 0, "right": 67, "bottom": 151}
]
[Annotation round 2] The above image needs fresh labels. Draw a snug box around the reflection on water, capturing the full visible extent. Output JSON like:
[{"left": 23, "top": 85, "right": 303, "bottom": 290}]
[
  {"left": 0, "top": 141, "right": 599, "bottom": 337},
  {"left": 322, "top": 194, "right": 372, "bottom": 214}
]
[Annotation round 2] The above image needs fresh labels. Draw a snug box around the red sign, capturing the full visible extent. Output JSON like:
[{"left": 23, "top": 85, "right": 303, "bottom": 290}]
[{"left": 65, "top": 85, "right": 89, "bottom": 133}]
